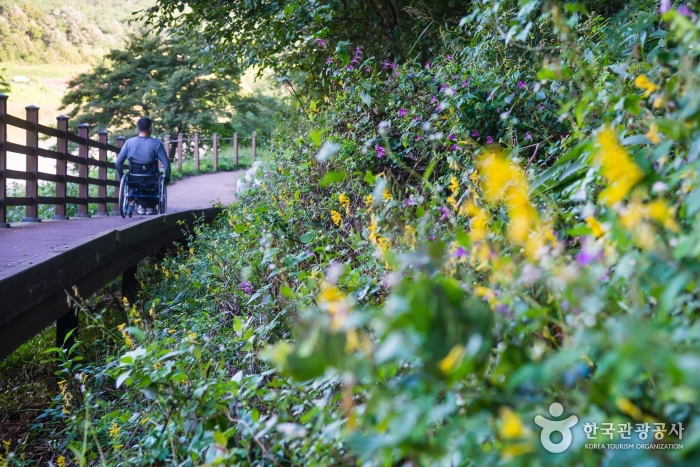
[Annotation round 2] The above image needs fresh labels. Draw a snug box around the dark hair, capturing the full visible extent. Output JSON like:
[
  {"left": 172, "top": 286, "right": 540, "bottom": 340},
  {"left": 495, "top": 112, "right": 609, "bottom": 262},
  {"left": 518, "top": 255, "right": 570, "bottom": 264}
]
[{"left": 137, "top": 117, "right": 152, "bottom": 132}]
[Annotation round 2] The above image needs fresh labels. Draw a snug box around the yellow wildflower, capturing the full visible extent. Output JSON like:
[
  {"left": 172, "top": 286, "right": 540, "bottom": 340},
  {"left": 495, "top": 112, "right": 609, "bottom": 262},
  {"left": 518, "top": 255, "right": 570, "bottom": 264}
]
[
  {"left": 109, "top": 421, "right": 120, "bottom": 438},
  {"left": 446, "top": 196, "right": 458, "bottom": 211},
  {"left": 376, "top": 236, "right": 391, "bottom": 252},
  {"left": 438, "top": 344, "right": 465, "bottom": 374},
  {"left": 594, "top": 128, "right": 643, "bottom": 206},
  {"left": 383, "top": 189, "right": 392, "bottom": 202},
  {"left": 634, "top": 74, "right": 658, "bottom": 97},
  {"left": 404, "top": 225, "right": 417, "bottom": 249},
  {"left": 499, "top": 406, "right": 525, "bottom": 439},
  {"left": 368, "top": 215, "right": 379, "bottom": 244},
  {"left": 648, "top": 199, "right": 679, "bottom": 232},
  {"left": 345, "top": 329, "right": 360, "bottom": 353},
  {"left": 364, "top": 194, "right": 373, "bottom": 208},
  {"left": 586, "top": 216, "right": 605, "bottom": 237},
  {"left": 646, "top": 124, "right": 661, "bottom": 144},
  {"left": 331, "top": 210, "right": 342, "bottom": 226},
  {"left": 338, "top": 193, "right": 350, "bottom": 214},
  {"left": 652, "top": 96, "right": 664, "bottom": 109},
  {"left": 448, "top": 176, "right": 460, "bottom": 195},
  {"left": 616, "top": 397, "right": 643, "bottom": 421},
  {"left": 460, "top": 201, "right": 489, "bottom": 241},
  {"left": 317, "top": 281, "right": 349, "bottom": 330},
  {"left": 57, "top": 456, "right": 66, "bottom": 467}
]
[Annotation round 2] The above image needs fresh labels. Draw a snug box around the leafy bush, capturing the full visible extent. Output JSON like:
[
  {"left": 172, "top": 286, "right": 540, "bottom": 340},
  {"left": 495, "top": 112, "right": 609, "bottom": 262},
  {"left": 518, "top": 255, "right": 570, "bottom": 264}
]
[{"left": 13, "top": 1, "right": 700, "bottom": 466}]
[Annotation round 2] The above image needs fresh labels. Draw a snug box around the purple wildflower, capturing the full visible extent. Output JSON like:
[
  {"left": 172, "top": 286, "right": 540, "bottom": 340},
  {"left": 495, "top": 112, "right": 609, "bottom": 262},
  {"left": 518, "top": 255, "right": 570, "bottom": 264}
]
[
  {"left": 525, "top": 132, "right": 533, "bottom": 141},
  {"left": 398, "top": 108, "right": 407, "bottom": 117},
  {"left": 486, "top": 136, "right": 494, "bottom": 144},
  {"left": 462, "top": 80, "right": 469, "bottom": 88},
  {"left": 376, "top": 145, "right": 386, "bottom": 158},
  {"left": 346, "top": 65, "right": 354, "bottom": 71},
  {"left": 425, "top": 61, "right": 431, "bottom": 69},
  {"left": 326, "top": 57, "right": 334, "bottom": 64},
  {"left": 382, "top": 61, "right": 391, "bottom": 69},
  {"left": 365, "top": 66, "right": 372, "bottom": 73},
  {"left": 440, "top": 207, "right": 450, "bottom": 220},
  {"left": 517, "top": 80, "right": 527, "bottom": 89},
  {"left": 413, "top": 116, "right": 421, "bottom": 121},
  {"left": 402, "top": 198, "right": 418, "bottom": 208},
  {"left": 280, "top": 201, "right": 286, "bottom": 208},
  {"left": 315, "top": 38, "right": 326, "bottom": 47},
  {"left": 539, "top": 104, "right": 546, "bottom": 111},
  {"left": 446, "top": 54, "right": 453, "bottom": 61},
  {"left": 451, "top": 144, "right": 462, "bottom": 151},
  {"left": 355, "top": 46, "right": 363, "bottom": 56},
  {"left": 429, "top": 234, "right": 436, "bottom": 241},
  {"left": 390, "top": 62, "right": 397, "bottom": 69},
  {"left": 576, "top": 250, "right": 597, "bottom": 266},
  {"left": 430, "top": 96, "right": 438, "bottom": 104},
  {"left": 239, "top": 281, "right": 253, "bottom": 295},
  {"left": 449, "top": 134, "right": 456, "bottom": 140},
  {"left": 440, "top": 84, "right": 448, "bottom": 92},
  {"left": 487, "top": 91, "right": 495, "bottom": 100},
  {"left": 471, "top": 130, "right": 479, "bottom": 138},
  {"left": 416, "top": 135, "right": 424, "bottom": 141},
  {"left": 453, "top": 246, "right": 467, "bottom": 258},
  {"left": 660, "top": 0, "right": 671, "bottom": 14},
  {"left": 678, "top": 4, "right": 697, "bottom": 18}
]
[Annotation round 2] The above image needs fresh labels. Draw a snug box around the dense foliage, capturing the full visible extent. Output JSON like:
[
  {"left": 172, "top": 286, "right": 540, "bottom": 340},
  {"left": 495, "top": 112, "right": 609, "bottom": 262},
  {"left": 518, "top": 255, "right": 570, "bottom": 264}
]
[
  {"left": 5, "top": 0, "right": 700, "bottom": 466},
  {"left": 61, "top": 32, "right": 289, "bottom": 150}
]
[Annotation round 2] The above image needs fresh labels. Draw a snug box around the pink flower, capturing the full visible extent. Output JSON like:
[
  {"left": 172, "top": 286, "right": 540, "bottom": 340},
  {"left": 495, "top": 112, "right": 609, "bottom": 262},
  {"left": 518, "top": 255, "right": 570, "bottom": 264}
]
[
  {"left": 376, "top": 145, "right": 386, "bottom": 158},
  {"left": 398, "top": 108, "right": 407, "bottom": 117},
  {"left": 486, "top": 136, "right": 494, "bottom": 144}
]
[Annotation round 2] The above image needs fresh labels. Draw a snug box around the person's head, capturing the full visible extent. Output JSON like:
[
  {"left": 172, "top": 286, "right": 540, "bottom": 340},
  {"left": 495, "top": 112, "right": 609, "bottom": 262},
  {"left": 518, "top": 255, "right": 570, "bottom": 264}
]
[{"left": 137, "top": 117, "right": 152, "bottom": 136}]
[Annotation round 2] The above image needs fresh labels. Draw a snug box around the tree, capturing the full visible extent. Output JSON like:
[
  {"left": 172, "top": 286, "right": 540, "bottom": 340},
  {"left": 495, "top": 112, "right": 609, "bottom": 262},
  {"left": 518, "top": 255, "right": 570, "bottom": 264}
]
[
  {"left": 61, "top": 32, "right": 241, "bottom": 155},
  {"left": 142, "top": 0, "right": 468, "bottom": 97}
]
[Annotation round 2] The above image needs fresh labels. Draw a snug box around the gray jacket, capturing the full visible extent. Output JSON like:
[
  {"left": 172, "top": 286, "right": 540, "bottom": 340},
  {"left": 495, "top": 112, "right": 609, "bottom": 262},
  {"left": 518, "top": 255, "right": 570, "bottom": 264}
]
[{"left": 116, "top": 136, "right": 171, "bottom": 182}]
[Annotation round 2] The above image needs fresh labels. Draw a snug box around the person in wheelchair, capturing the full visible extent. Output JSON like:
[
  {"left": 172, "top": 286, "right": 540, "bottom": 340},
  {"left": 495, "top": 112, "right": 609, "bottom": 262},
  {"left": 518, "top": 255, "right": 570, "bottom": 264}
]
[{"left": 115, "top": 117, "right": 171, "bottom": 215}]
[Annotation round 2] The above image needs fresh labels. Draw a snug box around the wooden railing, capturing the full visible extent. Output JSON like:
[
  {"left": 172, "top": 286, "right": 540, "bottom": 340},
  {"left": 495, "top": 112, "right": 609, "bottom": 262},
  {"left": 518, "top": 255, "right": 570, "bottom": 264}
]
[{"left": 0, "top": 94, "right": 258, "bottom": 227}]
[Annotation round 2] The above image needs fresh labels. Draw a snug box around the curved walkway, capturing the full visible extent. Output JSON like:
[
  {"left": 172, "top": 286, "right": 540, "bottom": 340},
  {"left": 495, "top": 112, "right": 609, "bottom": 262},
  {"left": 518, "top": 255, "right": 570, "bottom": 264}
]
[{"left": 0, "top": 171, "right": 243, "bottom": 274}]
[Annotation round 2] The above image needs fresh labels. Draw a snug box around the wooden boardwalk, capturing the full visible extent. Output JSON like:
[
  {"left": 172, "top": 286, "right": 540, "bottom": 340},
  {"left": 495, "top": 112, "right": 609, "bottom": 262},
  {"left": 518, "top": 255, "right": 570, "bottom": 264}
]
[
  {"left": 0, "top": 171, "right": 243, "bottom": 359},
  {"left": 0, "top": 171, "right": 242, "bottom": 275}
]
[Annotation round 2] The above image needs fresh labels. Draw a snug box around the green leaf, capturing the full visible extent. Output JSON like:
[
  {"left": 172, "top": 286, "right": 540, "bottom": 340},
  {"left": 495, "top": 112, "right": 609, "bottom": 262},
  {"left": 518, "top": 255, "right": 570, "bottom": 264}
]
[
  {"left": 319, "top": 171, "right": 346, "bottom": 187},
  {"left": 300, "top": 232, "right": 316, "bottom": 244}
]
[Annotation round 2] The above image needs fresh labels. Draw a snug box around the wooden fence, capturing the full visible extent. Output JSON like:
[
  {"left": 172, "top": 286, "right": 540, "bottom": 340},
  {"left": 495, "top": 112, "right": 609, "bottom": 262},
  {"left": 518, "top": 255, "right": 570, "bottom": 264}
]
[{"left": 0, "top": 94, "right": 256, "bottom": 227}]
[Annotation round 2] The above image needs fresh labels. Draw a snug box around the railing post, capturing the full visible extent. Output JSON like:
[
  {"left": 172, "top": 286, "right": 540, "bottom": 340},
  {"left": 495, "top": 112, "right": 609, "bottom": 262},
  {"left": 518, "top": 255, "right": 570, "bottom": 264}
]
[
  {"left": 233, "top": 132, "right": 239, "bottom": 167},
  {"left": 213, "top": 133, "right": 218, "bottom": 172},
  {"left": 116, "top": 136, "right": 125, "bottom": 186},
  {"left": 53, "top": 115, "right": 69, "bottom": 220},
  {"left": 163, "top": 134, "right": 171, "bottom": 164},
  {"left": 22, "top": 105, "right": 40, "bottom": 223},
  {"left": 252, "top": 131, "right": 257, "bottom": 161},
  {"left": 77, "top": 123, "right": 90, "bottom": 217},
  {"left": 194, "top": 132, "right": 200, "bottom": 172},
  {"left": 0, "top": 94, "right": 8, "bottom": 228},
  {"left": 95, "top": 130, "right": 108, "bottom": 216},
  {"left": 177, "top": 133, "right": 183, "bottom": 173}
]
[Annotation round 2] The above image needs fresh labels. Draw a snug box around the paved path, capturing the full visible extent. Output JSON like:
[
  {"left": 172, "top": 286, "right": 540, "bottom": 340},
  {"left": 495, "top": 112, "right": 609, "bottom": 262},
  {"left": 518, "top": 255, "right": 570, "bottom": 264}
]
[{"left": 0, "top": 171, "right": 243, "bottom": 273}]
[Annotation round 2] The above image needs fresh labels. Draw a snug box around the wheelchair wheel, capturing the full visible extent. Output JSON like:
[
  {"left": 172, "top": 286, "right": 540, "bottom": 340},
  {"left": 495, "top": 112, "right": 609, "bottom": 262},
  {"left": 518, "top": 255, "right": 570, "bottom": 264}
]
[
  {"left": 118, "top": 175, "right": 129, "bottom": 218},
  {"left": 158, "top": 176, "right": 167, "bottom": 214}
]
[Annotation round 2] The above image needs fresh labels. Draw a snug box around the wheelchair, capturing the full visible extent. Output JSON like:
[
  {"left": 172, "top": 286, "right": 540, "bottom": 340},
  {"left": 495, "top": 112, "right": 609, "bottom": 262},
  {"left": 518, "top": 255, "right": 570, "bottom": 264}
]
[{"left": 118, "top": 162, "right": 167, "bottom": 218}]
